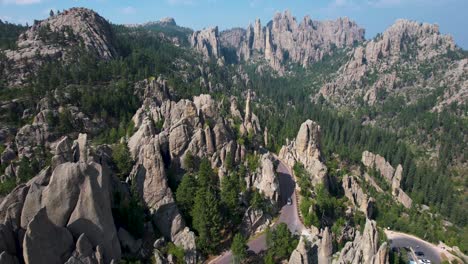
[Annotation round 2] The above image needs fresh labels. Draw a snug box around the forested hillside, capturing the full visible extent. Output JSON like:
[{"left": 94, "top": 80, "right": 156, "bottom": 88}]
[{"left": 0, "top": 7, "right": 466, "bottom": 264}]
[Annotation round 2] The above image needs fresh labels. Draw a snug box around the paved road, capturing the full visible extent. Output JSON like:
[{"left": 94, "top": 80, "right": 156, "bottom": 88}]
[
  {"left": 210, "top": 160, "right": 303, "bottom": 264},
  {"left": 387, "top": 231, "right": 441, "bottom": 264}
]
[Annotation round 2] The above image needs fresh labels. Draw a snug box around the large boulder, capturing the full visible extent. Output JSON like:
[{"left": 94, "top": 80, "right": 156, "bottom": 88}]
[
  {"left": 0, "top": 224, "right": 16, "bottom": 257},
  {"left": 23, "top": 208, "right": 74, "bottom": 264},
  {"left": 19, "top": 134, "right": 121, "bottom": 263},
  {"left": 240, "top": 206, "right": 272, "bottom": 236},
  {"left": 65, "top": 234, "right": 104, "bottom": 264}
]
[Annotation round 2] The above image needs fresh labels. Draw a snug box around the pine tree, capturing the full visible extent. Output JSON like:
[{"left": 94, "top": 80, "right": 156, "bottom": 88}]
[
  {"left": 176, "top": 173, "right": 198, "bottom": 220},
  {"left": 112, "top": 143, "right": 133, "bottom": 180},
  {"left": 191, "top": 187, "right": 223, "bottom": 254},
  {"left": 231, "top": 233, "right": 247, "bottom": 264}
]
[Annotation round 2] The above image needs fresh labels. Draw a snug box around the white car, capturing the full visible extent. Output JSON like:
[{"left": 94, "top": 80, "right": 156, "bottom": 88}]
[
  {"left": 418, "top": 259, "right": 431, "bottom": 264},
  {"left": 287, "top": 197, "right": 292, "bottom": 205}
]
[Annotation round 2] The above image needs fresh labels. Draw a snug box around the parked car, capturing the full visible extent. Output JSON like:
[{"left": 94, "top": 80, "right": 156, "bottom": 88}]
[
  {"left": 287, "top": 197, "right": 292, "bottom": 205},
  {"left": 418, "top": 259, "right": 431, "bottom": 264}
]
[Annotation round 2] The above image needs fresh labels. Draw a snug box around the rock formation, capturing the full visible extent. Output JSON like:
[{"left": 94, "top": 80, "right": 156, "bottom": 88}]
[
  {"left": 190, "top": 27, "right": 222, "bottom": 59},
  {"left": 252, "top": 153, "right": 280, "bottom": 203},
  {"left": 342, "top": 174, "right": 376, "bottom": 218},
  {"left": 361, "top": 151, "right": 412, "bottom": 208},
  {"left": 334, "top": 219, "right": 389, "bottom": 264},
  {"left": 126, "top": 77, "right": 275, "bottom": 262},
  {"left": 319, "top": 19, "right": 463, "bottom": 109},
  {"left": 195, "top": 10, "right": 365, "bottom": 72},
  {"left": 23, "top": 208, "right": 74, "bottom": 264},
  {"left": 0, "top": 133, "right": 122, "bottom": 263},
  {"left": 4, "top": 8, "right": 116, "bottom": 85},
  {"left": 288, "top": 228, "right": 333, "bottom": 264},
  {"left": 240, "top": 206, "right": 272, "bottom": 237},
  {"left": 279, "top": 120, "right": 327, "bottom": 186}
]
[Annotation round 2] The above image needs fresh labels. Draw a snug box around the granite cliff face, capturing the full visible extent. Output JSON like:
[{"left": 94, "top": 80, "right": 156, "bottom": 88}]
[
  {"left": 0, "top": 133, "right": 121, "bottom": 263},
  {"left": 279, "top": 119, "right": 328, "bottom": 186},
  {"left": 334, "top": 219, "right": 389, "bottom": 264},
  {"left": 191, "top": 10, "right": 365, "bottom": 72},
  {"left": 288, "top": 219, "right": 388, "bottom": 264},
  {"left": 3, "top": 8, "right": 116, "bottom": 85},
  {"left": 362, "top": 151, "right": 412, "bottom": 209},
  {"left": 319, "top": 19, "right": 466, "bottom": 109}
]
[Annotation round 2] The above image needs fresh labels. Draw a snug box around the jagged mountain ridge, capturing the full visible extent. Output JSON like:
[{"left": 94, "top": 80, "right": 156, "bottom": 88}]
[
  {"left": 190, "top": 10, "right": 365, "bottom": 72},
  {"left": 0, "top": 6, "right": 466, "bottom": 264},
  {"left": 318, "top": 19, "right": 467, "bottom": 110},
  {"left": 2, "top": 7, "right": 116, "bottom": 85}
]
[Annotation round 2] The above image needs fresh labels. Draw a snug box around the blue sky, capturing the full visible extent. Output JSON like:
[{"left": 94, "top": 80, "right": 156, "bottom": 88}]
[{"left": 1, "top": 0, "right": 467, "bottom": 48}]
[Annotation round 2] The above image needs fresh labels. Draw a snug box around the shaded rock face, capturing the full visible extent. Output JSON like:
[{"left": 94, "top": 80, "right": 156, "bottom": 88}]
[
  {"left": 279, "top": 119, "right": 328, "bottom": 186},
  {"left": 190, "top": 27, "right": 222, "bottom": 59},
  {"left": 319, "top": 19, "right": 463, "bottom": 109},
  {"left": 252, "top": 153, "right": 280, "bottom": 204},
  {"left": 334, "top": 219, "right": 389, "bottom": 264},
  {"left": 361, "top": 151, "right": 412, "bottom": 208},
  {"left": 23, "top": 208, "right": 74, "bottom": 264},
  {"left": 289, "top": 236, "right": 315, "bottom": 264},
  {"left": 342, "top": 174, "right": 375, "bottom": 218},
  {"left": 0, "top": 134, "right": 121, "bottom": 263},
  {"left": 240, "top": 206, "right": 272, "bottom": 237},
  {"left": 288, "top": 228, "right": 332, "bottom": 264},
  {"left": 4, "top": 7, "right": 116, "bottom": 85},
  {"left": 200, "top": 10, "right": 365, "bottom": 72}
]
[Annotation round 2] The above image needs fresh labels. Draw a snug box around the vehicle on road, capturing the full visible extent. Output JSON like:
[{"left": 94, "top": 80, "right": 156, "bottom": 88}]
[
  {"left": 415, "top": 251, "right": 425, "bottom": 257},
  {"left": 287, "top": 197, "right": 292, "bottom": 205},
  {"left": 418, "top": 259, "right": 431, "bottom": 264}
]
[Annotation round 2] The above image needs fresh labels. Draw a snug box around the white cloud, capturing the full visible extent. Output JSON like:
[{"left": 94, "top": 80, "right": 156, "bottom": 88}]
[
  {"left": 167, "top": 0, "right": 194, "bottom": 6},
  {"left": 1, "top": 0, "right": 41, "bottom": 5},
  {"left": 367, "top": 0, "right": 447, "bottom": 8},
  {"left": 367, "top": 0, "right": 402, "bottom": 7},
  {"left": 249, "top": 0, "right": 262, "bottom": 8},
  {"left": 319, "top": 0, "right": 361, "bottom": 13},
  {"left": 121, "top": 6, "right": 136, "bottom": 15}
]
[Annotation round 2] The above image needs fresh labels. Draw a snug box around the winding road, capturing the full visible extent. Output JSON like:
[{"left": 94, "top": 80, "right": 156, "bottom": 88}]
[
  {"left": 387, "top": 230, "right": 446, "bottom": 264},
  {"left": 209, "top": 160, "right": 304, "bottom": 264}
]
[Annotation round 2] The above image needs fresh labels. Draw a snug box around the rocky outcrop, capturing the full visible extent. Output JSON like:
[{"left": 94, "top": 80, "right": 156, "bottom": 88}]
[
  {"left": 289, "top": 236, "right": 315, "bottom": 264},
  {"left": 65, "top": 233, "right": 105, "bottom": 264},
  {"left": 240, "top": 206, "right": 272, "bottom": 236},
  {"left": 23, "top": 208, "right": 74, "bottom": 264},
  {"left": 190, "top": 27, "right": 222, "bottom": 59},
  {"left": 334, "top": 219, "right": 389, "bottom": 264},
  {"left": 342, "top": 175, "right": 375, "bottom": 218},
  {"left": 1, "top": 133, "right": 122, "bottom": 263},
  {"left": 239, "top": 90, "right": 261, "bottom": 137},
  {"left": 279, "top": 120, "right": 327, "bottom": 186},
  {"left": 319, "top": 19, "right": 461, "bottom": 108},
  {"left": 361, "top": 151, "right": 412, "bottom": 208},
  {"left": 203, "top": 10, "right": 365, "bottom": 72},
  {"left": 129, "top": 78, "right": 257, "bottom": 262},
  {"left": 288, "top": 228, "right": 332, "bottom": 264},
  {"left": 252, "top": 153, "right": 280, "bottom": 203},
  {"left": 4, "top": 8, "right": 116, "bottom": 85}
]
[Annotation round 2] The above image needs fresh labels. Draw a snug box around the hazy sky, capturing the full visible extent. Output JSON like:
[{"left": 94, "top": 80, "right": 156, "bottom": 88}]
[{"left": 1, "top": 0, "right": 467, "bottom": 48}]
